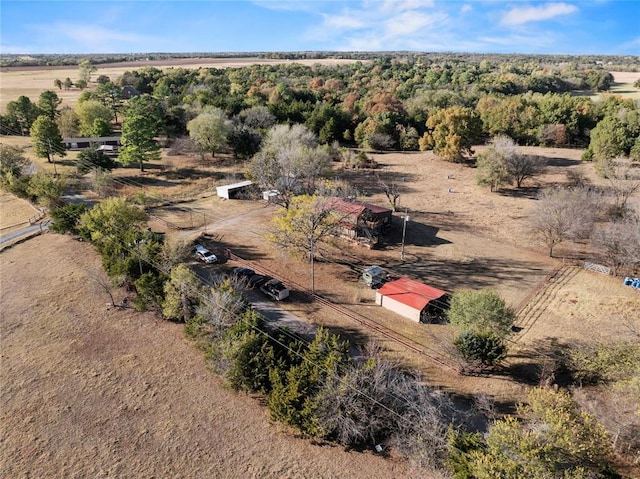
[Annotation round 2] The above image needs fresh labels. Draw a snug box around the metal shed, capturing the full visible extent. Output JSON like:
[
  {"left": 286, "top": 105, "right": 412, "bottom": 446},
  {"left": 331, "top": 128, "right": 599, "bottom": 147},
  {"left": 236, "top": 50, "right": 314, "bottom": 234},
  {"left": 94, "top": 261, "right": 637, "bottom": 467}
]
[
  {"left": 216, "top": 181, "right": 254, "bottom": 200},
  {"left": 375, "top": 277, "right": 448, "bottom": 323}
]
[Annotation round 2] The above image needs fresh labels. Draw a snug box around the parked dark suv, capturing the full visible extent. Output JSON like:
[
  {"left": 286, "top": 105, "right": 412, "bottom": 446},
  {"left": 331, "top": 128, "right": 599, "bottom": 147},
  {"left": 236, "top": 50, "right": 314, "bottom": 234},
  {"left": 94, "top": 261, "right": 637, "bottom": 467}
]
[{"left": 260, "top": 279, "right": 290, "bottom": 301}]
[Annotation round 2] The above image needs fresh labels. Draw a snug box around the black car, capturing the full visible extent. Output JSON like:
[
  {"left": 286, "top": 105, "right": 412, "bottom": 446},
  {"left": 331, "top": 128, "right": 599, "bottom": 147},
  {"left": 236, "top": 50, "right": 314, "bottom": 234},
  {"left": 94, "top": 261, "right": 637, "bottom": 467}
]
[
  {"left": 260, "top": 279, "right": 290, "bottom": 301},
  {"left": 232, "top": 267, "right": 255, "bottom": 278},
  {"left": 248, "top": 274, "right": 271, "bottom": 288}
]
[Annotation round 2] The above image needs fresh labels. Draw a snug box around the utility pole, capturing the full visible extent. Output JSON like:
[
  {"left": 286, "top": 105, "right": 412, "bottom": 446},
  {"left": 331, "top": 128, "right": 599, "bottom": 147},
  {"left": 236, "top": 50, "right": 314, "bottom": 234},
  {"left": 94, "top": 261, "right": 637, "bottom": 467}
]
[
  {"left": 48, "top": 139, "right": 58, "bottom": 176},
  {"left": 400, "top": 207, "right": 409, "bottom": 261},
  {"left": 309, "top": 234, "right": 315, "bottom": 294}
]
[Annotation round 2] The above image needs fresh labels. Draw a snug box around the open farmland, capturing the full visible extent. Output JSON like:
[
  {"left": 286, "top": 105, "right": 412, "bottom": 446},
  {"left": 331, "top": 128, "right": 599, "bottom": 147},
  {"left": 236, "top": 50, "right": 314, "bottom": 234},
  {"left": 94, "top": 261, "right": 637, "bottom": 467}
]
[
  {"left": 581, "top": 70, "right": 640, "bottom": 101},
  {"left": 607, "top": 71, "right": 640, "bottom": 100}
]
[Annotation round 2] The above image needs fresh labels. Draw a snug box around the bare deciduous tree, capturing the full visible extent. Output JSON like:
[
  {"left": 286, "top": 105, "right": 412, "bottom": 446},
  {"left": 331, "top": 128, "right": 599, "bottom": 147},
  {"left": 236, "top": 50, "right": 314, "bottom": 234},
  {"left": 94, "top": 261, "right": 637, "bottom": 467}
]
[
  {"left": 195, "top": 282, "right": 248, "bottom": 332},
  {"left": 530, "top": 186, "right": 599, "bottom": 257},
  {"left": 248, "top": 124, "right": 331, "bottom": 209},
  {"left": 389, "top": 379, "right": 459, "bottom": 470},
  {"left": 238, "top": 105, "right": 276, "bottom": 130},
  {"left": 591, "top": 217, "right": 640, "bottom": 275},
  {"left": 88, "top": 269, "right": 118, "bottom": 308},
  {"left": 377, "top": 175, "right": 401, "bottom": 211},
  {"left": 159, "top": 237, "right": 191, "bottom": 272},
  {"left": 599, "top": 158, "right": 640, "bottom": 217},
  {"left": 317, "top": 342, "right": 459, "bottom": 469},
  {"left": 565, "top": 169, "right": 590, "bottom": 188},
  {"left": 316, "top": 358, "right": 406, "bottom": 446},
  {"left": 505, "top": 153, "right": 546, "bottom": 188},
  {"left": 477, "top": 136, "right": 545, "bottom": 190}
]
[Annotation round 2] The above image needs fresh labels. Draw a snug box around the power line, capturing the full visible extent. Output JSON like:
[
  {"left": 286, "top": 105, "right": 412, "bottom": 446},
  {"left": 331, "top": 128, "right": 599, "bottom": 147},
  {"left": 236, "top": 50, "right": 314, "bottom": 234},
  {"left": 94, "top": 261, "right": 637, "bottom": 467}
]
[
  {"left": 45, "top": 196, "right": 469, "bottom": 417},
  {"left": 47, "top": 203, "right": 457, "bottom": 436},
  {"left": 59, "top": 162, "right": 460, "bottom": 367},
  {"left": 59, "top": 154, "right": 507, "bottom": 370}
]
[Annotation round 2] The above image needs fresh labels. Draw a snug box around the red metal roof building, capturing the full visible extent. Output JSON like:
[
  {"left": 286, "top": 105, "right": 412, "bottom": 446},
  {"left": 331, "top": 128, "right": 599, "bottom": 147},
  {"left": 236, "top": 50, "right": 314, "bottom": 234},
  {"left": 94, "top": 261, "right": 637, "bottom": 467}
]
[
  {"left": 326, "top": 197, "right": 392, "bottom": 246},
  {"left": 375, "top": 277, "right": 448, "bottom": 323}
]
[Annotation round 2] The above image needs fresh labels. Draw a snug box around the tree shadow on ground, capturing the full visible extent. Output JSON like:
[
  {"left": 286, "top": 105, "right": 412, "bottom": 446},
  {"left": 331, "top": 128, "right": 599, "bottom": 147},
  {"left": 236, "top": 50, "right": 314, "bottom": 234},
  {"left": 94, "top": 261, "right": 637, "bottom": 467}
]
[
  {"left": 199, "top": 234, "right": 269, "bottom": 262},
  {"left": 191, "top": 154, "right": 245, "bottom": 169},
  {"left": 56, "top": 159, "right": 80, "bottom": 167},
  {"left": 337, "top": 169, "right": 419, "bottom": 198},
  {"left": 113, "top": 175, "right": 176, "bottom": 188},
  {"left": 159, "top": 167, "right": 226, "bottom": 181},
  {"left": 379, "top": 256, "right": 549, "bottom": 293},
  {"left": 383, "top": 217, "right": 452, "bottom": 248},
  {"left": 546, "top": 157, "right": 582, "bottom": 168},
  {"left": 498, "top": 186, "right": 541, "bottom": 199},
  {"left": 409, "top": 210, "right": 476, "bottom": 234},
  {"left": 504, "top": 336, "right": 574, "bottom": 387}
]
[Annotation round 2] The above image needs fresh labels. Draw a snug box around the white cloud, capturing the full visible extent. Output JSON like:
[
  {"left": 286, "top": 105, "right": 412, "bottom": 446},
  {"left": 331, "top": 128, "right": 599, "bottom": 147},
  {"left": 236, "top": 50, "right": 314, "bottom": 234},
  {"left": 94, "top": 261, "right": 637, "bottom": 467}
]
[
  {"left": 501, "top": 2, "right": 578, "bottom": 26},
  {"left": 29, "top": 22, "right": 163, "bottom": 53},
  {"left": 460, "top": 4, "right": 473, "bottom": 14},
  {"left": 323, "top": 13, "right": 366, "bottom": 30},
  {"left": 308, "top": 0, "right": 450, "bottom": 50},
  {"left": 251, "top": 0, "right": 325, "bottom": 13},
  {"left": 480, "top": 32, "right": 557, "bottom": 49},
  {"left": 616, "top": 36, "right": 640, "bottom": 53},
  {"left": 379, "top": 0, "right": 435, "bottom": 13},
  {"left": 0, "top": 44, "right": 34, "bottom": 54},
  {"left": 385, "top": 11, "right": 444, "bottom": 36}
]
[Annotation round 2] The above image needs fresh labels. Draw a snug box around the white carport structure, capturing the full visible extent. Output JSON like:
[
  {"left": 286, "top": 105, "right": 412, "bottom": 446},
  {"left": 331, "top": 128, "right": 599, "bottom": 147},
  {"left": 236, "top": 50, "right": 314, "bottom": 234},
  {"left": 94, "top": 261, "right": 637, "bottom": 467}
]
[{"left": 216, "top": 181, "right": 254, "bottom": 200}]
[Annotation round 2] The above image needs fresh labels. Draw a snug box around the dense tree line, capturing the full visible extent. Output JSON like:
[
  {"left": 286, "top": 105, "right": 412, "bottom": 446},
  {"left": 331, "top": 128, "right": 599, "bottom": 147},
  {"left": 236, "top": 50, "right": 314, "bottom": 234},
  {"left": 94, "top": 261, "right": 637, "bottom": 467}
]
[
  {"left": 3, "top": 56, "right": 638, "bottom": 169},
  {"left": 3, "top": 51, "right": 639, "bottom": 69}
]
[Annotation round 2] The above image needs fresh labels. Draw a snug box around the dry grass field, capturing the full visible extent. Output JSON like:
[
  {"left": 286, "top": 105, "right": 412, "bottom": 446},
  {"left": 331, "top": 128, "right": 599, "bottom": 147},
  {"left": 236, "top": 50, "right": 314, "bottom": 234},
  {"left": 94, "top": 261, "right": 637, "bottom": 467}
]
[
  {"left": 0, "top": 235, "right": 416, "bottom": 479},
  {"left": 597, "top": 71, "right": 640, "bottom": 101},
  {"left": 0, "top": 190, "right": 40, "bottom": 233},
  {"left": 1, "top": 60, "right": 639, "bottom": 475}
]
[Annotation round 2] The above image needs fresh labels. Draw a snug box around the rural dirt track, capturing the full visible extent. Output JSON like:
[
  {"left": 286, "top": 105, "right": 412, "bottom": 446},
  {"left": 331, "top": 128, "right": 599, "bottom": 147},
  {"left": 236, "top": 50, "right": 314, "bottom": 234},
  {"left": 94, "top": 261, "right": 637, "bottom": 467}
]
[
  {"left": 515, "top": 265, "right": 582, "bottom": 341},
  {"left": 0, "top": 234, "right": 417, "bottom": 479}
]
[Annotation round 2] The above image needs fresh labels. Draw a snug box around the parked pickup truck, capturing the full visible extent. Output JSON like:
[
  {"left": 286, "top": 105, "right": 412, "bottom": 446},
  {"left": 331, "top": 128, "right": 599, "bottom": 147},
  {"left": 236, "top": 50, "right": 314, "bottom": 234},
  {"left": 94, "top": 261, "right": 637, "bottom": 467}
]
[{"left": 260, "top": 279, "right": 290, "bottom": 301}]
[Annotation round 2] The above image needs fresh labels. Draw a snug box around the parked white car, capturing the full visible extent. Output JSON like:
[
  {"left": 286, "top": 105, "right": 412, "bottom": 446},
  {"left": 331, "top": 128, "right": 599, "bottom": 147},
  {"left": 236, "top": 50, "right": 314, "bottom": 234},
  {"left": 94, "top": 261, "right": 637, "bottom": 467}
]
[{"left": 194, "top": 244, "right": 218, "bottom": 264}]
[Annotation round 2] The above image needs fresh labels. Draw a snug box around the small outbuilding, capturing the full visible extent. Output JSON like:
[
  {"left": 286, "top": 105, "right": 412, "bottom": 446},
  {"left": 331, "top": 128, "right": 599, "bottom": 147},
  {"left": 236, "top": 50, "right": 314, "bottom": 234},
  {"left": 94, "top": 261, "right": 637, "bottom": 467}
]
[
  {"left": 122, "top": 85, "right": 142, "bottom": 99},
  {"left": 362, "top": 265, "right": 387, "bottom": 288},
  {"left": 375, "top": 277, "right": 448, "bottom": 323},
  {"left": 216, "top": 180, "right": 254, "bottom": 200},
  {"left": 326, "top": 197, "right": 392, "bottom": 246}
]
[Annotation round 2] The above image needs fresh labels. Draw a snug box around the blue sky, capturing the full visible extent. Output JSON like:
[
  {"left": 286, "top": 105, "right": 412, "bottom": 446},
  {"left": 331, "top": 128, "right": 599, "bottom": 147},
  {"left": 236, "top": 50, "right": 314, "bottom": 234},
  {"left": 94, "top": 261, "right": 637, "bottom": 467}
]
[{"left": 1, "top": 1, "right": 638, "bottom": 55}]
